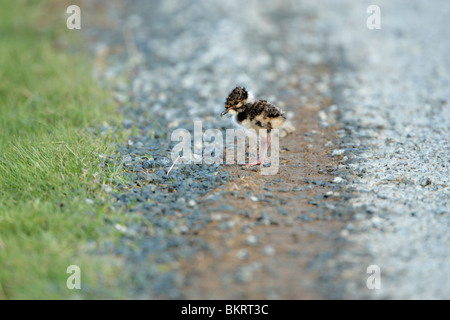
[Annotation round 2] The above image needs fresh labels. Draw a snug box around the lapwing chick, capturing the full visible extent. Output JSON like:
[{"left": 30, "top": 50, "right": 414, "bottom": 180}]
[{"left": 220, "top": 86, "right": 291, "bottom": 167}]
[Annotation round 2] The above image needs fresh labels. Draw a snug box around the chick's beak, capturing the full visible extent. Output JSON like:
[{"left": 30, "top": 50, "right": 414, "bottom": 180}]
[{"left": 220, "top": 109, "right": 229, "bottom": 118}]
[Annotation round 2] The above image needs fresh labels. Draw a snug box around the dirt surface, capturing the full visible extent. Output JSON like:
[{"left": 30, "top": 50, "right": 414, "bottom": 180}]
[
  {"left": 79, "top": 0, "right": 362, "bottom": 299},
  {"left": 181, "top": 75, "right": 348, "bottom": 299},
  {"left": 65, "top": 0, "right": 450, "bottom": 300}
]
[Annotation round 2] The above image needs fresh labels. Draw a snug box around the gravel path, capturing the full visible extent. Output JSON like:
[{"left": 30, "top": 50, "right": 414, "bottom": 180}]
[
  {"left": 85, "top": 0, "right": 341, "bottom": 299},
  {"left": 312, "top": 0, "right": 450, "bottom": 299},
  {"left": 84, "top": 0, "right": 450, "bottom": 299}
]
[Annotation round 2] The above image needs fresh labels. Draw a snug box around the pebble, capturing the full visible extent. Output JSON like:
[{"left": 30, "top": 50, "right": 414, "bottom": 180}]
[
  {"left": 420, "top": 177, "right": 432, "bottom": 187},
  {"left": 318, "top": 110, "right": 328, "bottom": 121},
  {"left": 331, "top": 149, "right": 345, "bottom": 157},
  {"left": 245, "top": 235, "right": 258, "bottom": 245},
  {"left": 332, "top": 177, "right": 346, "bottom": 184},
  {"left": 211, "top": 213, "right": 223, "bottom": 221},
  {"left": 115, "top": 224, "right": 128, "bottom": 233},
  {"left": 235, "top": 267, "right": 253, "bottom": 283},
  {"left": 324, "top": 191, "right": 334, "bottom": 198},
  {"left": 235, "top": 263, "right": 261, "bottom": 284},
  {"left": 236, "top": 249, "right": 250, "bottom": 260},
  {"left": 262, "top": 246, "right": 276, "bottom": 256}
]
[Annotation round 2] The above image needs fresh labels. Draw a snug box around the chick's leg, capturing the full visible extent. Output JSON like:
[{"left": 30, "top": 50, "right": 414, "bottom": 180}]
[
  {"left": 244, "top": 132, "right": 270, "bottom": 167},
  {"left": 258, "top": 133, "right": 271, "bottom": 168},
  {"left": 243, "top": 138, "right": 264, "bottom": 167}
]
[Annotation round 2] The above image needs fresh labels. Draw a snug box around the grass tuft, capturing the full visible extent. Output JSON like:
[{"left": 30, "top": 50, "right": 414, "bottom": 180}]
[{"left": 0, "top": 1, "right": 126, "bottom": 299}]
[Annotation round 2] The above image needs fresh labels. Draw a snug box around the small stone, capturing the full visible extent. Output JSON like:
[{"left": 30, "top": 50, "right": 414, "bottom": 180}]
[
  {"left": 353, "top": 213, "right": 366, "bottom": 221},
  {"left": 211, "top": 213, "right": 223, "bottom": 221},
  {"left": 324, "top": 191, "right": 334, "bottom": 198},
  {"left": 318, "top": 110, "right": 328, "bottom": 121},
  {"left": 263, "top": 246, "right": 275, "bottom": 256},
  {"left": 178, "top": 225, "right": 189, "bottom": 234},
  {"left": 235, "top": 267, "right": 253, "bottom": 283},
  {"left": 188, "top": 199, "right": 196, "bottom": 207},
  {"left": 331, "top": 149, "right": 345, "bottom": 156},
  {"left": 123, "top": 156, "right": 132, "bottom": 166},
  {"left": 245, "top": 235, "right": 258, "bottom": 245},
  {"left": 103, "top": 185, "right": 113, "bottom": 193},
  {"left": 115, "top": 224, "right": 128, "bottom": 233},
  {"left": 340, "top": 156, "right": 348, "bottom": 163},
  {"left": 227, "top": 220, "right": 237, "bottom": 228},
  {"left": 236, "top": 249, "right": 250, "bottom": 260},
  {"left": 332, "top": 177, "right": 346, "bottom": 183},
  {"left": 371, "top": 216, "right": 384, "bottom": 228},
  {"left": 420, "top": 177, "right": 432, "bottom": 187},
  {"left": 340, "top": 229, "right": 350, "bottom": 237}
]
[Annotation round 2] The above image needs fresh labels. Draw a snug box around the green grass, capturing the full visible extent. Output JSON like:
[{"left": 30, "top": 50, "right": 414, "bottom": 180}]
[{"left": 0, "top": 1, "right": 127, "bottom": 299}]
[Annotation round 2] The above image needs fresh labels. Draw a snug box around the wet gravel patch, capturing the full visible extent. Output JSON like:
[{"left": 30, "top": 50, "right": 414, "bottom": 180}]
[{"left": 98, "top": 119, "right": 233, "bottom": 298}]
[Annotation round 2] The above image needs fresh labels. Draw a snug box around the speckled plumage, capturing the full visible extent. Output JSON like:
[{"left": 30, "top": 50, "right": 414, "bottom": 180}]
[
  {"left": 220, "top": 86, "right": 293, "bottom": 167},
  {"left": 225, "top": 86, "right": 248, "bottom": 109},
  {"left": 221, "top": 87, "right": 287, "bottom": 133},
  {"left": 236, "top": 100, "right": 286, "bottom": 132}
]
